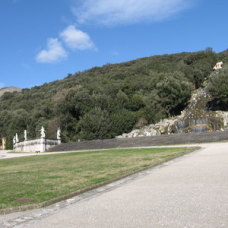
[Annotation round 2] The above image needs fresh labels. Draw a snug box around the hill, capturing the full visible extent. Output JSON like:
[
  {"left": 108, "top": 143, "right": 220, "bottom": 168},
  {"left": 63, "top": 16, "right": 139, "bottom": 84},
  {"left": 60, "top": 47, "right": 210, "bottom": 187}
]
[
  {"left": 0, "top": 49, "right": 227, "bottom": 148},
  {"left": 0, "top": 87, "right": 21, "bottom": 97}
]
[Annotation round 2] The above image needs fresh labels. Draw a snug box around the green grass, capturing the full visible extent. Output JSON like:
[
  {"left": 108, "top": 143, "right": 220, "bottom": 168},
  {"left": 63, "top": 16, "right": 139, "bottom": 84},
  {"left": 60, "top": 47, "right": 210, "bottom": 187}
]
[{"left": 0, "top": 147, "right": 197, "bottom": 210}]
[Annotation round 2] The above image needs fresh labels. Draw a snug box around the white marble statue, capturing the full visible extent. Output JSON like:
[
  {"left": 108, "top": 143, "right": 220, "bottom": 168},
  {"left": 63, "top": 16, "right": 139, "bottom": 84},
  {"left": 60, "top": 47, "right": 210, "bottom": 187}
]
[
  {"left": 57, "top": 128, "right": 61, "bottom": 140},
  {"left": 15, "top": 133, "right": 19, "bottom": 143},
  {"left": 24, "top": 130, "right": 27, "bottom": 141},
  {"left": 40, "top": 126, "right": 45, "bottom": 138},
  {"left": 13, "top": 136, "right": 16, "bottom": 145}
]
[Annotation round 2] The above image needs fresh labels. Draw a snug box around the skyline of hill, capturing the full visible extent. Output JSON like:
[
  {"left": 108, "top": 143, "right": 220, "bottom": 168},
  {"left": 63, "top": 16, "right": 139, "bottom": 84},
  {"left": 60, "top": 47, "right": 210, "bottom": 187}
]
[{"left": 0, "top": 87, "right": 21, "bottom": 97}]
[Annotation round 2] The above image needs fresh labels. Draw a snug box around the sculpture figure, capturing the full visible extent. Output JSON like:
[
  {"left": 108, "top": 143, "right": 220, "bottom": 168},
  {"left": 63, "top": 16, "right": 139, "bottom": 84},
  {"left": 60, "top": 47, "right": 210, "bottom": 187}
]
[
  {"left": 40, "top": 126, "right": 45, "bottom": 138},
  {"left": 24, "top": 130, "right": 27, "bottom": 141},
  {"left": 15, "top": 133, "right": 19, "bottom": 143},
  {"left": 13, "top": 136, "right": 16, "bottom": 145},
  {"left": 57, "top": 128, "right": 61, "bottom": 140},
  {"left": 2, "top": 138, "right": 6, "bottom": 150}
]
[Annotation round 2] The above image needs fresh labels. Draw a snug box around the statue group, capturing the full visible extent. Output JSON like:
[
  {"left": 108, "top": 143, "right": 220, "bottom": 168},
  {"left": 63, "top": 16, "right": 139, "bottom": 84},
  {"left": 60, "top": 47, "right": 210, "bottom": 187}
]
[{"left": 13, "top": 126, "right": 61, "bottom": 144}]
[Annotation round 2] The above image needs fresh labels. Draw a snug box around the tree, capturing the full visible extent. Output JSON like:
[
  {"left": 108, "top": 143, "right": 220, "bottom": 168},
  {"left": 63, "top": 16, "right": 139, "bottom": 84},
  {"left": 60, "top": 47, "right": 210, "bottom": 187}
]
[
  {"left": 156, "top": 72, "right": 192, "bottom": 115},
  {"left": 78, "top": 108, "right": 112, "bottom": 140},
  {"left": 111, "top": 110, "right": 136, "bottom": 135},
  {"left": 207, "top": 68, "right": 228, "bottom": 110}
]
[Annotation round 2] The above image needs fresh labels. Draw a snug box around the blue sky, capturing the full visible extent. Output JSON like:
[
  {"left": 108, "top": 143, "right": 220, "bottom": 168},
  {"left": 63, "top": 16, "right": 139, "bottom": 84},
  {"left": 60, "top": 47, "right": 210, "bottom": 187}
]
[{"left": 0, "top": 0, "right": 227, "bottom": 89}]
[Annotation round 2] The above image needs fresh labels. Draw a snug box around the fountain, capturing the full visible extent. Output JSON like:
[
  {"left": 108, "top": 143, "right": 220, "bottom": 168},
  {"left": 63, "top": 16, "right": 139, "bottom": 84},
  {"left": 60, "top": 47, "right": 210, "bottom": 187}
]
[{"left": 176, "top": 88, "right": 224, "bottom": 133}]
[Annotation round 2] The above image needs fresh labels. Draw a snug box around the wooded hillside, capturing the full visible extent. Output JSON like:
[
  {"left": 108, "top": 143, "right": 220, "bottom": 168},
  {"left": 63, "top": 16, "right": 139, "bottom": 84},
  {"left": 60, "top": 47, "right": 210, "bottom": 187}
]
[{"left": 1, "top": 49, "right": 227, "bottom": 148}]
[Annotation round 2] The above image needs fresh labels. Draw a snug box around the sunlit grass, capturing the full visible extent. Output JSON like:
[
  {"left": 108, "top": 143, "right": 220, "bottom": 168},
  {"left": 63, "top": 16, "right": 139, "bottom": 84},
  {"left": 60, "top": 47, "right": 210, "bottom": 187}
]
[{"left": 0, "top": 147, "right": 197, "bottom": 209}]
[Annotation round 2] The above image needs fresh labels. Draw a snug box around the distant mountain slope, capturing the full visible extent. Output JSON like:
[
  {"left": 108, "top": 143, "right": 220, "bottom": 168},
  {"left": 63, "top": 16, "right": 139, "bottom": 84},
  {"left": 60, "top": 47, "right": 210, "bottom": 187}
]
[
  {"left": 0, "top": 87, "right": 21, "bottom": 97},
  {"left": 0, "top": 49, "right": 227, "bottom": 148}
]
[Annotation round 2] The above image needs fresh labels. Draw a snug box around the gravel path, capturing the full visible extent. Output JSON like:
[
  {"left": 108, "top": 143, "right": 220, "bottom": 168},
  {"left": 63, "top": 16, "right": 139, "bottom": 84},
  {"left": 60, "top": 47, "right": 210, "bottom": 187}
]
[{"left": 1, "top": 142, "right": 228, "bottom": 227}]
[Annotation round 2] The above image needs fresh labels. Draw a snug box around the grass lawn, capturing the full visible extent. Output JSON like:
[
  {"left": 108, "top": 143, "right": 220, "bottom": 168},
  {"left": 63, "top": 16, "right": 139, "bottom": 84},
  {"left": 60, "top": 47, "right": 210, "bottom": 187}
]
[{"left": 0, "top": 147, "right": 197, "bottom": 210}]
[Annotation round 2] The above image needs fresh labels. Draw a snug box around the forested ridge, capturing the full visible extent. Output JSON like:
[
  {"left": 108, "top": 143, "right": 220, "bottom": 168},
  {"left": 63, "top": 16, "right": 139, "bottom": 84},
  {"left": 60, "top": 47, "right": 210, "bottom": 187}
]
[{"left": 1, "top": 49, "right": 228, "bottom": 148}]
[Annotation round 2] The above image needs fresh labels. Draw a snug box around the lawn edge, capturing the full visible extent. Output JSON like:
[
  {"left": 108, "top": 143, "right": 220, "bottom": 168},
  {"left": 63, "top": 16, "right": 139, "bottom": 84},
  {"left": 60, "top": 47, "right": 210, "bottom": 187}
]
[{"left": 0, "top": 147, "right": 200, "bottom": 215}]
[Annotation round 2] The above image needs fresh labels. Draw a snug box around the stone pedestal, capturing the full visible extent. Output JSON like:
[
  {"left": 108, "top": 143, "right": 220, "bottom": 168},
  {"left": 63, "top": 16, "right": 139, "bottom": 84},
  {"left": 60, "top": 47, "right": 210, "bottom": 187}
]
[
  {"left": 14, "top": 138, "right": 60, "bottom": 152},
  {"left": 40, "top": 138, "right": 45, "bottom": 152}
]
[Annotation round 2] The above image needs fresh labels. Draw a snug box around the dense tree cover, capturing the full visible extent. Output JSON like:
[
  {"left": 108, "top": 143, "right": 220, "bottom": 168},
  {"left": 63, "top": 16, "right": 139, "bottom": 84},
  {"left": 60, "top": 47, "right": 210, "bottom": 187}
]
[
  {"left": 207, "top": 65, "right": 228, "bottom": 110},
  {"left": 0, "top": 49, "right": 221, "bottom": 148}
]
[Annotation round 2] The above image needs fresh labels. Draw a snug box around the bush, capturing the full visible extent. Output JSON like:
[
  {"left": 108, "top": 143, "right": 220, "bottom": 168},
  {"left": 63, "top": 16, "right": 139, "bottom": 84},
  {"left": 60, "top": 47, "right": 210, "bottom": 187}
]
[
  {"left": 78, "top": 108, "right": 112, "bottom": 140},
  {"left": 207, "top": 68, "right": 228, "bottom": 110}
]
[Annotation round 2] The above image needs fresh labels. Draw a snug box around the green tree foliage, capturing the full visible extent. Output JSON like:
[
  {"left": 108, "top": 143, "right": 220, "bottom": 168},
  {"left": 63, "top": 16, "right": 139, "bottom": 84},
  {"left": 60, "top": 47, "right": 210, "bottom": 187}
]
[
  {"left": 207, "top": 67, "right": 228, "bottom": 110},
  {"left": 110, "top": 109, "right": 136, "bottom": 135},
  {"left": 0, "top": 49, "right": 223, "bottom": 147},
  {"left": 155, "top": 72, "right": 192, "bottom": 115},
  {"left": 181, "top": 50, "right": 217, "bottom": 88},
  {"left": 78, "top": 107, "right": 112, "bottom": 140}
]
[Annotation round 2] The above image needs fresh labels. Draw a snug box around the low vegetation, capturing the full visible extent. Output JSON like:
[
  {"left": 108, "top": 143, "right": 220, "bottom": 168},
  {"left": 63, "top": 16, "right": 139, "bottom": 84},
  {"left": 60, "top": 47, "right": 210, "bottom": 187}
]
[{"left": 0, "top": 147, "right": 197, "bottom": 210}]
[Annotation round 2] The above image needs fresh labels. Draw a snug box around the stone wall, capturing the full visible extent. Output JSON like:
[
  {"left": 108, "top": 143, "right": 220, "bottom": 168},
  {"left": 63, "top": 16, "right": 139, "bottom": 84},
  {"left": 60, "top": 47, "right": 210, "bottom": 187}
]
[{"left": 14, "top": 139, "right": 61, "bottom": 153}]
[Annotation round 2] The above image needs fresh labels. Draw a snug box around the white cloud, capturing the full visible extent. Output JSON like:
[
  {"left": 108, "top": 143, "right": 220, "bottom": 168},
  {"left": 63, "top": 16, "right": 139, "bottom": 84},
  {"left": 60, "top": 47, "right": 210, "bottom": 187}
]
[
  {"left": 36, "top": 38, "right": 67, "bottom": 63},
  {"left": 35, "top": 26, "right": 95, "bottom": 63},
  {"left": 73, "top": 0, "right": 192, "bottom": 25},
  {"left": 60, "top": 25, "right": 95, "bottom": 50}
]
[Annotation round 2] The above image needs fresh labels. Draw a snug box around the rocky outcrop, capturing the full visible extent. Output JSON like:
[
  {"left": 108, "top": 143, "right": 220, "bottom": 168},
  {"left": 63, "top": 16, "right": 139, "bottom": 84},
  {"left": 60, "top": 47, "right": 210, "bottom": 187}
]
[
  {"left": 116, "top": 117, "right": 181, "bottom": 138},
  {"left": 213, "top": 61, "right": 223, "bottom": 70},
  {"left": 215, "top": 111, "right": 228, "bottom": 129}
]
